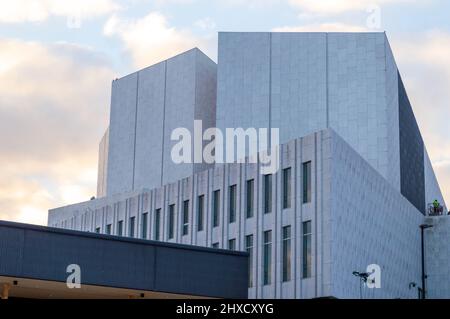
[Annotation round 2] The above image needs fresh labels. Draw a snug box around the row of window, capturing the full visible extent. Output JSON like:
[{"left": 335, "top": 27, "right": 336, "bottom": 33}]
[
  {"left": 247, "top": 221, "right": 312, "bottom": 287},
  {"left": 95, "top": 161, "right": 312, "bottom": 240},
  {"left": 207, "top": 221, "right": 312, "bottom": 287}
]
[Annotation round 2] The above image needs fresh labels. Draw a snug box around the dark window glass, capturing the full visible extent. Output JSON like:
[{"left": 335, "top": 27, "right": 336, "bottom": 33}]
[
  {"left": 129, "top": 217, "right": 135, "bottom": 238},
  {"left": 154, "top": 209, "right": 160, "bottom": 241},
  {"left": 168, "top": 205, "right": 175, "bottom": 239},
  {"left": 283, "top": 167, "right": 292, "bottom": 209},
  {"left": 303, "top": 221, "right": 312, "bottom": 278},
  {"left": 264, "top": 174, "right": 272, "bottom": 214},
  {"left": 212, "top": 242, "right": 219, "bottom": 249},
  {"left": 246, "top": 234, "right": 254, "bottom": 287},
  {"left": 141, "top": 213, "right": 148, "bottom": 239},
  {"left": 303, "top": 161, "right": 312, "bottom": 203},
  {"left": 228, "top": 238, "right": 236, "bottom": 251},
  {"left": 213, "top": 190, "right": 220, "bottom": 227},
  {"left": 197, "top": 195, "right": 204, "bottom": 232},
  {"left": 246, "top": 179, "right": 254, "bottom": 218},
  {"left": 282, "top": 225, "right": 292, "bottom": 282},
  {"left": 263, "top": 230, "right": 272, "bottom": 285},
  {"left": 182, "top": 200, "right": 189, "bottom": 236},
  {"left": 106, "top": 224, "right": 111, "bottom": 235},
  {"left": 229, "top": 185, "right": 237, "bottom": 223},
  {"left": 117, "top": 221, "right": 123, "bottom": 236}
]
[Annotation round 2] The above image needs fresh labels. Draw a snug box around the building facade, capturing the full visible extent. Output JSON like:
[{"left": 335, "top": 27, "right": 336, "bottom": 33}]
[
  {"left": 49, "top": 32, "right": 449, "bottom": 299},
  {"left": 104, "top": 48, "right": 216, "bottom": 197},
  {"left": 216, "top": 32, "right": 444, "bottom": 214}
]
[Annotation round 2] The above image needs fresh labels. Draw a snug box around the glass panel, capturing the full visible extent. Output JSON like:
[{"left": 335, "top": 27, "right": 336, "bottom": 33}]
[
  {"left": 283, "top": 167, "right": 292, "bottom": 209},
  {"left": 303, "top": 221, "right": 312, "bottom": 278},
  {"left": 303, "top": 161, "right": 312, "bottom": 204},
  {"left": 264, "top": 174, "right": 272, "bottom": 214},
  {"left": 197, "top": 195, "right": 204, "bottom": 232},
  {"left": 229, "top": 185, "right": 236, "bottom": 223},
  {"left": 282, "top": 225, "right": 291, "bottom": 282},
  {"left": 263, "top": 230, "right": 272, "bottom": 285},
  {"left": 246, "top": 179, "right": 254, "bottom": 218}
]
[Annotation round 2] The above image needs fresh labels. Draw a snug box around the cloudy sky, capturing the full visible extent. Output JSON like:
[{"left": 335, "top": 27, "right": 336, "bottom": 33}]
[{"left": 1, "top": 0, "right": 449, "bottom": 225}]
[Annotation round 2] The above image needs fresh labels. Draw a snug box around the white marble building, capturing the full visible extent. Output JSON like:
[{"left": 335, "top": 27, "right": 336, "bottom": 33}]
[{"left": 48, "top": 32, "right": 449, "bottom": 299}]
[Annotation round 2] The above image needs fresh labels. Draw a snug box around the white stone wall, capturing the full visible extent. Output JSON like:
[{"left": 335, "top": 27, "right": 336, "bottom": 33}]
[
  {"left": 50, "top": 129, "right": 332, "bottom": 298},
  {"left": 106, "top": 49, "right": 216, "bottom": 196},
  {"left": 97, "top": 127, "right": 109, "bottom": 198},
  {"left": 216, "top": 32, "right": 444, "bottom": 212},
  {"left": 134, "top": 61, "right": 166, "bottom": 191},
  {"left": 107, "top": 72, "right": 138, "bottom": 196},
  {"left": 425, "top": 215, "right": 450, "bottom": 299},
  {"left": 50, "top": 128, "right": 449, "bottom": 299},
  {"left": 328, "top": 131, "right": 423, "bottom": 299},
  {"left": 385, "top": 37, "right": 401, "bottom": 191}
]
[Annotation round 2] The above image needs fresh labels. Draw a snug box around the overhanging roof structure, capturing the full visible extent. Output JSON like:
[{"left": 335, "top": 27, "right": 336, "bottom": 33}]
[{"left": 0, "top": 221, "right": 248, "bottom": 299}]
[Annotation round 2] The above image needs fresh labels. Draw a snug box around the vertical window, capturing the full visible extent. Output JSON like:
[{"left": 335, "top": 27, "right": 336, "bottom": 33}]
[
  {"left": 154, "top": 209, "right": 160, "bottom": 241},
  {"left": 263, "top": 230, "right": 272, "bottom": 285},
  {"left": 212, "top": 242, "right": 219, "bottom": 249},
  {"left": 213, "top": 190, "right": 220, "bottom": 228},
  {"left": 303, "top": 161, "right": 312, "bottom": 204},
  {"left": 282, "top": 225, "right": 292, "bottom": 282},
  {"left": 264, "top": 174, "right": 272, "bottom": 214},
  {"left": 168, "top": 205, "right": 175, "bottom": 239},
  {"left": 302, "top": 221, "right": 312, "bottom": 278},
  {"left": 182, "top": 200, "right": 189, "bottom": 236},
  {"left": 228, "top": 238, "right": 236, "bottom": 251},
  {"left": 117, "top": 220, "right": 123, "bottom": 236},
  {"left": 95, "top": 227, "right": 100, "bottom": 233},
  {"left": 246, "top": 234, "right": 254, "bottom": 288},
  {"left": 106, "top": 224, "right": 111, "bottom": 235},
  {"left": 229, "top": 185, "right": 237, "bottom": 223},
  {"left": 246, "top": 179, "right": 254, "bottom": 218},
  {"left": 129, "top": 217, "right": 135, "bottom": 238},
  {"left": 197, "top": 195, "right": 204, "bottom": 232},
  {"left": 283, "top": 167, "right": 292, "bottom": 209},
  {"left": 141, "top": 213, "right": 148, "bottom": 239}
]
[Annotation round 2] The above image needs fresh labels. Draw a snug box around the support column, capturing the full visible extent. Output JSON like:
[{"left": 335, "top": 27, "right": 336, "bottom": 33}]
[{"left": 1, "top": 283, "right": 11, "bottom": 300}]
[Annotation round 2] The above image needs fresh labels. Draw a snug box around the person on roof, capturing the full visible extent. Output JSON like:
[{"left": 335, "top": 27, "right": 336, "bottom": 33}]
[
  {"left": 432, "top": 199, "right": 441, "bottom": 215},
  {"left": 433, "top": 199, "right": 440, "bottom": 209}
]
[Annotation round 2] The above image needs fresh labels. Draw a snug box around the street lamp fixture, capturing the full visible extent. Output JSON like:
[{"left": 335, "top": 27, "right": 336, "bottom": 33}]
[
  {"left": 353, "top": 271, "right": 370, "bottom": 299},
  {"left": 419, "top": 224, "right": 433, "bottom": 299}
]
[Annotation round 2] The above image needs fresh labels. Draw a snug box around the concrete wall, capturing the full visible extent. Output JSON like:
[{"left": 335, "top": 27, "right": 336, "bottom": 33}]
[
  {"left": 216, "top": 32, "right": 445, "bottom": 214},
  {"left": 107, "top": 73, "right": 138, "bottom": 196},
  {"left": 49, "top": 128, "right": 450, "bottom": 299},
  {"left": 51, "top": 130, "right": 333, "bottom": 298},
  {"left": 425, "top": 215, "right": 450, "bottom": 299},
  {"left": 398, "top": 73, "right": 425, "bottom": 213},
  {"left": 97, "top": 127, "right": 109, "bottom": 198},
  {"left": 329, "top": 131, "right": 423, "bottom": 299},
  {"left": 106, "top": 48, "right": 217, "bottom": 196}
]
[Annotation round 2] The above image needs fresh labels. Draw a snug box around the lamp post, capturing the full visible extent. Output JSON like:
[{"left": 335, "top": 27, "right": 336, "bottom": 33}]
[
  {"left": 352, "top": 271, "right": 369, "bottom": 299},
  {"left": 420, "top": 224, "right": 433, "bottom": 299}
]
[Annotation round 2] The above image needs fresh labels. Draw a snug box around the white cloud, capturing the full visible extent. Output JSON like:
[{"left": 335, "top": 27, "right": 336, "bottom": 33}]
[
  {"left": 0, "top": 0, "right": 120, "bottom": 23},
  {"left": 288, "top": 0, "right": 421, "bottom": 15},
  {"left": 195, "top": 17, "right": 217, "bottom": 30},
  {"left": 220, "top": 0, "right": 280, "bottom": 8},
  {"left": 104, "top": 12, "right": 205, "bottom": 68},
  {"left": 273, "top": 22, "right": 368, "bottom": 32},
  {"left": 0, "top": 38, "right": 115, "bottom": 224}
]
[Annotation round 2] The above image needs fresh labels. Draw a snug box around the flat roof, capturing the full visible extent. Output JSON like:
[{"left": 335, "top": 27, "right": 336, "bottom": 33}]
[{"left": 0, "top": 221, "right": 248, "bottom": 299}]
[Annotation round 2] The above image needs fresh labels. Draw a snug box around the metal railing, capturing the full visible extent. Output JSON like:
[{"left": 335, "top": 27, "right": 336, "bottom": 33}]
[{"left": 427, "top": 203, "right": 445, "bottom": 216}]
